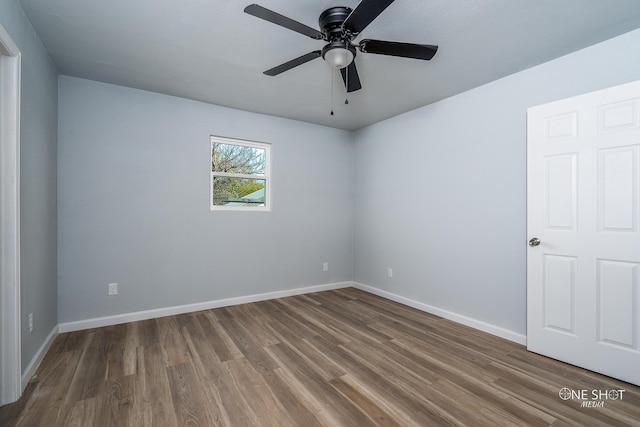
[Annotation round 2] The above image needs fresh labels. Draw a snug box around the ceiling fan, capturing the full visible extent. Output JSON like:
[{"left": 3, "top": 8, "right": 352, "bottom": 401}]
[{"left": 244, "top": 0, "right": 438, "bottom": 93}]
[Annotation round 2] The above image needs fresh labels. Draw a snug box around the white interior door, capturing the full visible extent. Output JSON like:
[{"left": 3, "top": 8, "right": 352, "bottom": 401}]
[{"left": 527, "top": 80, "right": 640, "bottom": 386}]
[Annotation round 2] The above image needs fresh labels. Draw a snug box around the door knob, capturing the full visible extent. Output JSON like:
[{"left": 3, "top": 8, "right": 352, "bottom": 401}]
[{"left": 529, "top": 238, "right": 541, "bottom": 247}]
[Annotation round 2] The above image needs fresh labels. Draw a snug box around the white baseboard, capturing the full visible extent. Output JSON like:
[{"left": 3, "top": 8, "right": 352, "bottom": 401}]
[
  {"left": 21, "top": 324, "right": 59, "bottom": 391},
  {"left": 59, "top": 281, "right": 352, "bottom": 333},
  {"left": 352, "top": 282, "right": 527, "bottom": 345},
  {"left": 57, "top": 280, "right": 526, "bottom": 346}
]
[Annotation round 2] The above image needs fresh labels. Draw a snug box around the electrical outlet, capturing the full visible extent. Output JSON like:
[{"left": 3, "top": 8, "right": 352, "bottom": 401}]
[
  {"left": 387, "top": 268, "right": 393, "bottom": 278},
  {"left": 323, "top": 262, "right": 329, "bottom": 272},
  {"left": 108, "top": 282, "right": 118, "bottom": 296},
  {"left": 28, "top": 313, "right": 34, "bottom": 333}
]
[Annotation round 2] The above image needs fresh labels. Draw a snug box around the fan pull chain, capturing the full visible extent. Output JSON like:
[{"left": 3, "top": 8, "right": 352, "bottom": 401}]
[
  {"left": 345, "top": 64, "right": 349, "bottom": 105},
  {"left": 330, "top": 68, "right": 335, "bottom": 116}
]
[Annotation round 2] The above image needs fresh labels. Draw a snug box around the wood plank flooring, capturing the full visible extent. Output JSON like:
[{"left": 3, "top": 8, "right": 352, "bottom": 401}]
[{"left": 2, "top": 288, "right": 639, "bottom": 426}]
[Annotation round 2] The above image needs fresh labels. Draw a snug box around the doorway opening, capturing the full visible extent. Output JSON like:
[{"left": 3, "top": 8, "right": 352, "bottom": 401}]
[{"left": 0, "top": 23, "right": 22, "bottom": 406}]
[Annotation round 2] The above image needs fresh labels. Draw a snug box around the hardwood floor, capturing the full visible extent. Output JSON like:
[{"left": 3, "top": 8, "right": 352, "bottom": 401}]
[{"left": 2, "top": 288, "right": 639, "bottom": 426}]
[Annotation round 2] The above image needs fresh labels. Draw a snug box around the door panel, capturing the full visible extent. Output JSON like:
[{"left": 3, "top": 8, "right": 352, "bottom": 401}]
[
  {"left": 597, "top": 260, "right": 637, "bottom": 349},
  {"left": 544, "top": 153, "right": 577, "bottom": 230},
  {"left": 598, "top": 98, "right": 639, "bottom": 133},
  {"left": 545, "top": 112, "right": 578, "bottom": 140},
  {"left": 597, "top": 145, "right": 639, "bottom": 232},
  {"left": 543, "top": 255, "right": 577, "bottom": 334},
  {"left": 528, "top": 80, "right": 640, "bottom": 386}
]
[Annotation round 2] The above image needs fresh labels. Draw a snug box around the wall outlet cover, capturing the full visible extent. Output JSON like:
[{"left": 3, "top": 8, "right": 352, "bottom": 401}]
[{"left": 108, "top": 282, "right": 118, "bottom": 296}]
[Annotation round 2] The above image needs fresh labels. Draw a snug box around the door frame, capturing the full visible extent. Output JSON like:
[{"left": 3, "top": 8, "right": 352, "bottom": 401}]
[{"left": 0, "top": 23, "right": 22, "bottom": 406}]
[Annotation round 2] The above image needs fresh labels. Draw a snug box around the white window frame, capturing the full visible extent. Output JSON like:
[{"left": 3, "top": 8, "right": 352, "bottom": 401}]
[{"left": 210, "top": 136, "right": 271, "bottom": 212}]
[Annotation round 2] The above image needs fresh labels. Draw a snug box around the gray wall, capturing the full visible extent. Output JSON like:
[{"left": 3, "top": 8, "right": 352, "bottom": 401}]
[
  {"left": 57, "top": 76, "right": 354, "bottom": 323},
  {"left": 0, "top": 1, "right": 58, "bottom": 371},
  {"left": 353, "top": 28, "right": 640, "bottom": 336}
]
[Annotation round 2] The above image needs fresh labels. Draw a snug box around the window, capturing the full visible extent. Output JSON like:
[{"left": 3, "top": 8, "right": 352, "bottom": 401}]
[{"left": 210, "top": 136, "right": 271, "bottom": 211}]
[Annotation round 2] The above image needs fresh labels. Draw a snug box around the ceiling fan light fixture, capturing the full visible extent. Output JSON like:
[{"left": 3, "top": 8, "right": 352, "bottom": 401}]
[
  {"left": 323, "top": 46, "right": 354, "bottom": 69},
  {"left": 322, "top": 39, "right": 356, "bottom": 69}
]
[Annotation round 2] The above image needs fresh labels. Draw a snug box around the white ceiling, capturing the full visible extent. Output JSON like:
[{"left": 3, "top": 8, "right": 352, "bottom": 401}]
[{"left": 19, "top": 0, "right": 640, "bottom": 130}]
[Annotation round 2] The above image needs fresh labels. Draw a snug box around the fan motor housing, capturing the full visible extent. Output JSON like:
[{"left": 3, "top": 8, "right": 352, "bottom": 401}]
[{"left": 319, "top": 6, "right": 352, "bottom": 40}]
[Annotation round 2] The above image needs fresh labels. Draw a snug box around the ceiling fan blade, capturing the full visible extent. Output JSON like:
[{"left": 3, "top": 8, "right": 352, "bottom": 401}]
[
  {"left": 340, "top": 61, "right": 362, "bottom": 92},
  {"left": 244, "top": 4, "right": 323, "bottom": 40},
  {"left": 264, "top": 51, "right": 322, "bottom": 76},
  {"left": 359, "top": 39, "right": 438, "bottom": 60},
  {"left": 342, "top": 0, "right": 395, "bottom": 34}
]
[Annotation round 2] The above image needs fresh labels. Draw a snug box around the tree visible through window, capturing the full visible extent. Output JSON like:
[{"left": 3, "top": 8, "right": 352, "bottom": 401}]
[{"left": 210, "top": 136, "right": 270, "bottom": 210}]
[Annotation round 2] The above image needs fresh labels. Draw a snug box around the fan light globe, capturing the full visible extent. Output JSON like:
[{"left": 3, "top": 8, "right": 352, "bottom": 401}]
[{"left": 324, "top": 47, "right": 354, "bottom": 69}]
